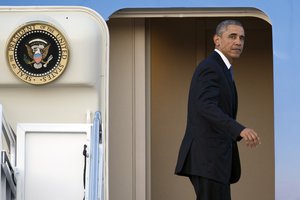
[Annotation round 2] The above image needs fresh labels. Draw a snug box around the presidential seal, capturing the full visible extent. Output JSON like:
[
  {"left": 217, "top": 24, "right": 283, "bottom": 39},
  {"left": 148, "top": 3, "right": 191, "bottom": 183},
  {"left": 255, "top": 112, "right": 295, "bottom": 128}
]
[{"left": 7, "top": 21, "right": 69, "bottom": 85}]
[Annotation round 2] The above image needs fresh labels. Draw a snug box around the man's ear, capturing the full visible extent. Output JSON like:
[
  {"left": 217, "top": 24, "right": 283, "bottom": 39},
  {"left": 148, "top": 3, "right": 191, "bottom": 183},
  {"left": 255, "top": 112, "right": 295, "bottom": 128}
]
[{"left": 213, "top": 34, "right": 220, "bottom": 47}]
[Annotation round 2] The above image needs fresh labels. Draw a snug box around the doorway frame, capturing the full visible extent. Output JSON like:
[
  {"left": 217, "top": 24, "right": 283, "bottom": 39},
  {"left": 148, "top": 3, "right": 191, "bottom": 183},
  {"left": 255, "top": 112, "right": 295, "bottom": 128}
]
[{"left": 109, "top": 8, "right": 271, "bottom": 200}]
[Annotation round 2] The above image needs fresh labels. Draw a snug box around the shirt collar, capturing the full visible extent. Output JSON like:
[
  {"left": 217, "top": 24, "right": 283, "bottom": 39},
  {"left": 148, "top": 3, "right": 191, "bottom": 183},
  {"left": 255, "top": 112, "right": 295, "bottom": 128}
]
[{"left": 214, "top": 49, "right": 231, "bottom": 70}]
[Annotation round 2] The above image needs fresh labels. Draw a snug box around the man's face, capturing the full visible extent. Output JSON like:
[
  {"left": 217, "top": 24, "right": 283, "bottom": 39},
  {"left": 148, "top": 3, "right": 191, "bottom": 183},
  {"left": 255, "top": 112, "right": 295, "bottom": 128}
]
[{"left": 214, "top": 25, "right": 245, "bottom": 63}]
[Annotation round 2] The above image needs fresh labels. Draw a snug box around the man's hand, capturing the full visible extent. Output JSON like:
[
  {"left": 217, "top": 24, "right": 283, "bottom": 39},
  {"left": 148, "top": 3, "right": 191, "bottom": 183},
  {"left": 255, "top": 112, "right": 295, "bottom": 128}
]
[{"left": 240, "top": 128, "right": 261, "bottom": 148}]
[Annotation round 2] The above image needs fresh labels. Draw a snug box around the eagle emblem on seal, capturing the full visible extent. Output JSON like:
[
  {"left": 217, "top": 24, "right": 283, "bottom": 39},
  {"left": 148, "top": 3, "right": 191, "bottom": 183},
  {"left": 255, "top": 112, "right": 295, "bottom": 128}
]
[
  {"left": 24, "top": 38, "right": 53, "bottom": 69},
  {"left": 7, "top": 21, "right": 69, "bottom": 85}
]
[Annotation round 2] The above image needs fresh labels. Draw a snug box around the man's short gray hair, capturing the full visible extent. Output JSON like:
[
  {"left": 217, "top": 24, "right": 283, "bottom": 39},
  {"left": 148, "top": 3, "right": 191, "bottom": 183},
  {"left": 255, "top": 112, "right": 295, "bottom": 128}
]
[{"left": 216, "top": 20, "right": 243, "bottom": 36}]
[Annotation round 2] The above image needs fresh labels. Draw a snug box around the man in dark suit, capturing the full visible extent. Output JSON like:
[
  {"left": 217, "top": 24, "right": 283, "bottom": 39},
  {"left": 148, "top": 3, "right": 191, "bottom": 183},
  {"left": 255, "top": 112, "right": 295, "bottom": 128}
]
[{"left": 175, "top": 20, "right": 261, "bottom": 200}]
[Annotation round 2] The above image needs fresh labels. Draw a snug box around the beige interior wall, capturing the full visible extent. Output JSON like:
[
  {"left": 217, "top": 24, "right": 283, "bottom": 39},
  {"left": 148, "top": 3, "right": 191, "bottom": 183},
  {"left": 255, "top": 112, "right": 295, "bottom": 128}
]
[
  {"left": 150, "top": 18, "right": 198, "bottom": 200},
  {"left": 108, "top": 18, "right": 147, "bottom": 200},
  {"left": 150, "top": 17, "right": 274, "bottom": 200},
  {"left": 108, "top": 18, "right": 135, "bottom": 200}
]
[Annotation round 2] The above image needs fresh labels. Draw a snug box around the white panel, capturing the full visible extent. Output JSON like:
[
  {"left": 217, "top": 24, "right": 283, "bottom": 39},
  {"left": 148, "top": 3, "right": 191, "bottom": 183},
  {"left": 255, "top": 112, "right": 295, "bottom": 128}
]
[
  {"left": 16, "top": 123, "right": 92, "bottom": 200},
  {"left": 25, "top": 132, "right": 86, "bottom": 200}
]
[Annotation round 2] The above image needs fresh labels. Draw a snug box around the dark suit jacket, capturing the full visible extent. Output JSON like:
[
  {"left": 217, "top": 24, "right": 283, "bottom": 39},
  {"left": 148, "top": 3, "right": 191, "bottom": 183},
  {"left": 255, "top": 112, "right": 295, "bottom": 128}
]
[{"left": 175, "top": 51, "right": 245, "bottom": 184}]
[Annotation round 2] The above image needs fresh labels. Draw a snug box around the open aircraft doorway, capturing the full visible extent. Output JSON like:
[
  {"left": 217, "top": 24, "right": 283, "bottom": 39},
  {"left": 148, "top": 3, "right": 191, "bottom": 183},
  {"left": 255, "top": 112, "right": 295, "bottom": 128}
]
[{"left": 108, "top": 8, "right": 274, "bottom": 200}]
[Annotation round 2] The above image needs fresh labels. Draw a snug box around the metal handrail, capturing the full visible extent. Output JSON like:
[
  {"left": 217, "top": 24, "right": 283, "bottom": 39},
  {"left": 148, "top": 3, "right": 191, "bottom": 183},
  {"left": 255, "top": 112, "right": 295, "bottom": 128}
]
[
  {"left": 1, "top": 104, "right": 17, "bottom": 200},
  {"left": 1, "top": 105, "right": 16, "bottom": 165},
  {"left": 1, "top": 151, "right": 17, "bottom": 197},
  {"left": 88, "top": 111, "right": 103, "bottom": 200}
]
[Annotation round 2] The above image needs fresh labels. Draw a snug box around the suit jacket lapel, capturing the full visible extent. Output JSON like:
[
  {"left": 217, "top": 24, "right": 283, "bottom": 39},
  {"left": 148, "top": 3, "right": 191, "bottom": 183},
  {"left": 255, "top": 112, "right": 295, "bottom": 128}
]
[{"left": 212, "top": 51, "right": 238, "bottom": 118}]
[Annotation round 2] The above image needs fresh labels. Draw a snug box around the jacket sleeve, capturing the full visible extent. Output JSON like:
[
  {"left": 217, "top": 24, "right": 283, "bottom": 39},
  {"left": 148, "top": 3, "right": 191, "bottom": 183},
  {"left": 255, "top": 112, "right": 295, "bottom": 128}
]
[{"left": 193, "top": 64, "right": 245, "bottom": 141}]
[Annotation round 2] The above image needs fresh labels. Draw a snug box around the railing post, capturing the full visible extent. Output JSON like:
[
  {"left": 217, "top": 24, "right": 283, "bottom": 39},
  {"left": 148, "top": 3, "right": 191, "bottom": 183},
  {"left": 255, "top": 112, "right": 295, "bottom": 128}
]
[{"left": 88, "top": 111, "right": 103, "bottom": 200}]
